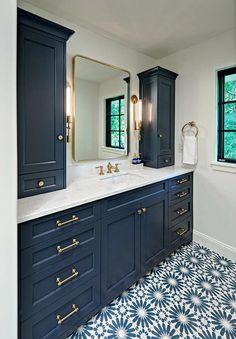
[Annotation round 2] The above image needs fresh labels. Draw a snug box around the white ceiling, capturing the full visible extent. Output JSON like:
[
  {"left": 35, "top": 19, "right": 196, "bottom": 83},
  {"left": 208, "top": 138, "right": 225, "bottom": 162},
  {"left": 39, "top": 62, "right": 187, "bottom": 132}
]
[{"left": 22, "top": 0, "right": 236, "bottom": 59}]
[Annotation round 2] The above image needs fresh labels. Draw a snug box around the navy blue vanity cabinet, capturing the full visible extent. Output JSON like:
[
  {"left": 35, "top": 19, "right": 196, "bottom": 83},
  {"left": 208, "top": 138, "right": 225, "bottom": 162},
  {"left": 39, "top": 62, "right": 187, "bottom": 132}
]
[
  {"left": 140, "top": 191, "right": 168, "bottom": 275},
  {"left": 17, "top": 9, "right": 74, "bottom": 198},
  {"left": 138, "top": 67, "right": 178, "bottom": 168},
  {"left": 19, "top": 173, "right": 193, "bottom": 338}
]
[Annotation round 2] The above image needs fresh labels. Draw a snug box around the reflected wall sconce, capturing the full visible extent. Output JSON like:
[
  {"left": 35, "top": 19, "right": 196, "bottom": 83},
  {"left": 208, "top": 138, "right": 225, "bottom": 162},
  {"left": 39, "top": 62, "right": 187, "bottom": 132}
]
[
  {"left": 131, "top": 94, "right": 142, "bottom": 140},
  {"left": 66, "top": 81, "right": 72, "bottom": 143}
]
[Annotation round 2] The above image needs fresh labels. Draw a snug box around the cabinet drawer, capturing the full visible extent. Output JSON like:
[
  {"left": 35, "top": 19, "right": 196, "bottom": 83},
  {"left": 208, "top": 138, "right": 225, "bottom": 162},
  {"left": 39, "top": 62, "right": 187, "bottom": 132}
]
[
  {"left": 169, "top": 218, "right": 193, "bottom": 249},
  {"left": 169, "top": 185, "right": 192, "bottom": 204},
  {"left": 21, "top": 277, "right": 100, "bottom": 339},
  {"left": 18, "top": 170, "right": 65, "bottom": 198},
  {"left": 169, "top": 199, "right": 192, "bottom": 226},
  {"left": 158, "top": 155, "right": 174, "bottom": 167},
  {"left": 102, "top": 181, "right": 167, "bottom": 216},
  {"left": 20, "top": 202, "right": 100, "bottom": 249},
  {"left": 21, "top": 244, "right": 99, "bottom": 321},
  {"left": 169, "top": 172, "right": 193, "bottom": 191},
  {"left": 21, "top": 221, "right": 100, "bottom": 278}
]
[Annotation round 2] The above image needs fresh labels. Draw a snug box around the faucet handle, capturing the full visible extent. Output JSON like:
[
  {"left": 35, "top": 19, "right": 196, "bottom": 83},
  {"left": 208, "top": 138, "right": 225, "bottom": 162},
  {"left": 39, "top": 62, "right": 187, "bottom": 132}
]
[
  {"left": 114, "top": 163, "right": 121, "bottom": 173},
  {"left": 95, "top": 165, "right": 104, "bottom": 175}
]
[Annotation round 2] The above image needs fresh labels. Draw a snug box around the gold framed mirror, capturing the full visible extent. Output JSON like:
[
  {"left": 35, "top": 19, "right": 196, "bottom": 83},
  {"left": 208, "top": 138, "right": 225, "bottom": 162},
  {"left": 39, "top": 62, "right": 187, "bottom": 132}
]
[{"left": 72, "top": 55, "right": 130, "bottom": 162}]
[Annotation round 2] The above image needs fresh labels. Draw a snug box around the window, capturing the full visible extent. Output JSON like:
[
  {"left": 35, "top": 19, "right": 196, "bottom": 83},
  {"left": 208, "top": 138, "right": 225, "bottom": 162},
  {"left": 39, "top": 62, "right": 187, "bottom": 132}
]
[
  {"left": 218, "top": 67, "right": 236, "bottom": 163},
  {"left": 106, "top": 95, "right": 125, "bottom": 149}
]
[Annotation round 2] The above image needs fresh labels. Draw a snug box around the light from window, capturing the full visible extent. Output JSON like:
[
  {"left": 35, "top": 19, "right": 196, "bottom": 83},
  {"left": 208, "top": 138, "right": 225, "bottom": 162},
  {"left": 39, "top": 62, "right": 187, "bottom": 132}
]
[
  {"left": 218, "top": 67, "right": 236, "bottom": 163},
  {"left": 106, "top": 96, "right": 125, "bottom": 149}
]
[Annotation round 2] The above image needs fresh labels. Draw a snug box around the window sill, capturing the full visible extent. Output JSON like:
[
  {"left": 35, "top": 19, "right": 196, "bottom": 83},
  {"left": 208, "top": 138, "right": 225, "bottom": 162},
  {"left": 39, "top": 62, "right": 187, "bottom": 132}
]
[
  {"left": 101, "top": 146, "right": 126, "bottom": 155},
  {"left": 210, "top": 161, "right": 236, "bottom": 174}
]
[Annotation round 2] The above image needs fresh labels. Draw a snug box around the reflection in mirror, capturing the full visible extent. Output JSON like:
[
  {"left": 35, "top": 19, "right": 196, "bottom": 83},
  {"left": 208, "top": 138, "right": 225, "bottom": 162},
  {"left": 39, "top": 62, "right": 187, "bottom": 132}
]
[{"left": 73, "top": 55, "right": 130, "bottom": 161}]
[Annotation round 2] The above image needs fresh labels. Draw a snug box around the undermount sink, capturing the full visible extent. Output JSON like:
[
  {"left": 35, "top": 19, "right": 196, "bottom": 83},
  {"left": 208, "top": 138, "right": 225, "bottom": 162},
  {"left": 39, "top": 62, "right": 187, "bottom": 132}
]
[{"left": 99, "top": 172, "right": 147, "bottom": 184}]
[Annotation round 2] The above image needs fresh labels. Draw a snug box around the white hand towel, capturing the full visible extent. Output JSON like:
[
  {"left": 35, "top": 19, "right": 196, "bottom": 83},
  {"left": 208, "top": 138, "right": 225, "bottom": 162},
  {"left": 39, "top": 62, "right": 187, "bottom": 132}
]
[{"left": 183, "top": 135, "right": 197, "bottom": 165}]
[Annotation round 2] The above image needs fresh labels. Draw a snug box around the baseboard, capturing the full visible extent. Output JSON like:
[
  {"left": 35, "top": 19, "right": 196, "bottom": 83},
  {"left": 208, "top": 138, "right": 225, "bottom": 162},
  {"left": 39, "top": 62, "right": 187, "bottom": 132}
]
[{"left": 193, "top": 230, "right": 236, "bottom": 262}]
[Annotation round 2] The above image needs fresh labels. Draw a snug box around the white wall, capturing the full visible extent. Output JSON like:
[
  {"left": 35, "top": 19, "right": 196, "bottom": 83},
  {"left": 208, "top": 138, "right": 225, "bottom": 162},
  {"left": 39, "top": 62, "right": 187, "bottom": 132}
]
[
  {"left": 0, "top": 0, "right": 17, "bottom": 338},
  {"left": 75, "top": 78, "right": 99, "bottom": 160},
  {"left": 18, "top": 0, "right": 156, "bottom": 166},
  {"left": 156, "top": 29, "right": 236, "bottom": 252}
]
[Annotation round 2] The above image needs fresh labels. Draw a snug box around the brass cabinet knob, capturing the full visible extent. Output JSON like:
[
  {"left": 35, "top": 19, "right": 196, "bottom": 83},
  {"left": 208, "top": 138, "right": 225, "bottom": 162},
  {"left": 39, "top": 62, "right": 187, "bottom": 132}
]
[
  {"left": 164, "top": 159, "right": 169, "bottom": 163},
  {"left": 159, "top": 134, "right": 163, "bottom": 138},
  {"left": 141, "top": 207, "right": 147, "bottom": 213},
  {"left": 57, "top": 134, "right": 64, "bottom": 141},
  {"left": 137, "top": 209, "right": 142, "bottom": 215},
  {"left": 38, "top": 180, "right": 45, "bottom": 188}
]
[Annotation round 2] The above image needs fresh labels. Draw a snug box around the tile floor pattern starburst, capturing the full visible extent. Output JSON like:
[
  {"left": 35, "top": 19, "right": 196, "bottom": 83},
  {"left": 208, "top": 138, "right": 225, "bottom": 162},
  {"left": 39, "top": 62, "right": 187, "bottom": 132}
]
[{"left": 69, "top": 242, "right": 236, "bottom": 339}]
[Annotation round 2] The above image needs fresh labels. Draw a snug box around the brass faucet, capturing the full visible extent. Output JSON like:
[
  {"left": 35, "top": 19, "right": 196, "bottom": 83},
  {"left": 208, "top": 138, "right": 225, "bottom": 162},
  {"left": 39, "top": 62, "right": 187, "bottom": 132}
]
[
  {"left": 95, "top": 165, "right": 104, "bottom": 175},
  {"left": 106, "top": 162, "right": 121, "bottom": 174},
  {"left": 106, "top": 162, "right": 114, "bottom": 174}
]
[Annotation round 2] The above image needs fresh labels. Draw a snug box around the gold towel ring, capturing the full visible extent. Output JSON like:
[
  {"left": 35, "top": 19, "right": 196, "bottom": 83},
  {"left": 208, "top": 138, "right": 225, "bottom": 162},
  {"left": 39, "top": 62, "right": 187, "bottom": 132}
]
[{"left": 182, "top": 121, "right": 199, "bottom": 137}]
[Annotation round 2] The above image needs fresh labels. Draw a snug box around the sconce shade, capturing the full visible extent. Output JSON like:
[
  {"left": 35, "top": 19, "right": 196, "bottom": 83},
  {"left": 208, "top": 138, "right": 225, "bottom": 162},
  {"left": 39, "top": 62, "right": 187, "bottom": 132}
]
[{"left": 66, "top": 81, "right": 72, "bottom": 115}]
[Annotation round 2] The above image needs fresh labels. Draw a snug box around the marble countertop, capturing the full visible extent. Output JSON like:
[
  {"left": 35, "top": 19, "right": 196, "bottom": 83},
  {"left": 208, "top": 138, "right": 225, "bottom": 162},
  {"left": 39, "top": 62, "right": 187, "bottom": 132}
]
[{"left": 18, "top": 166, "right": 193, "bottom": 224}]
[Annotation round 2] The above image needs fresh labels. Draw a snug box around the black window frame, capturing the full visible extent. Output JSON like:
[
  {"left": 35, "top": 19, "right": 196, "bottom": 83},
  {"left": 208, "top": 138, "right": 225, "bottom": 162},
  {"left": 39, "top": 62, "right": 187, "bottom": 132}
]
[
  {"left": 217, "top": 67, "right": 236, "bottom": 163},
  {"left": 106, "top": 95, "right": 125, "bottom": 149}
]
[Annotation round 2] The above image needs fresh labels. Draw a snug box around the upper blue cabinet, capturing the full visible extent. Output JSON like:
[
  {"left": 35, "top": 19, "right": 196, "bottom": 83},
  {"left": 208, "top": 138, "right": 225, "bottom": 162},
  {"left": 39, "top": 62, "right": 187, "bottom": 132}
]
[
  {"left": 138, "top": 67, "right": 178, "bottom": 168},
  {"left": 17, "top": 9, "right": 74, "bottom": 198}
]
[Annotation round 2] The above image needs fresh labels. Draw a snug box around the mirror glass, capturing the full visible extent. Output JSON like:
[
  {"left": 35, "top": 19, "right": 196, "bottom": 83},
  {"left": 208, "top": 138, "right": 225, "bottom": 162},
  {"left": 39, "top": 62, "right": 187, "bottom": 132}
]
[{"left": 73, "top": 55, "right": 130, "bottom": 161}]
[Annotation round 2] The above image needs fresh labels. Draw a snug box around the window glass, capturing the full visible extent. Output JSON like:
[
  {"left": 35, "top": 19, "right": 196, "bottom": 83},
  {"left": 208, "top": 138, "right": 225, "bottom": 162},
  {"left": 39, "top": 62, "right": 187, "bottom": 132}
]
[
  {"left": 106, "top": 96, "right": 125, "bottom": 149},
  {"left": 218, "top": 67, "right": 236, "bottom": 163}
]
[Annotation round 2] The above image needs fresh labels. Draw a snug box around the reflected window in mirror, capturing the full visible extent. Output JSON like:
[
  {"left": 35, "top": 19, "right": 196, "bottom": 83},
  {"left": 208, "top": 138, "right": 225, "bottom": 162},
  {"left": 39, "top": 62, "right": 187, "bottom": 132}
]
[{"left": 106, "top": 95, "right": 125, "bottom": 149}]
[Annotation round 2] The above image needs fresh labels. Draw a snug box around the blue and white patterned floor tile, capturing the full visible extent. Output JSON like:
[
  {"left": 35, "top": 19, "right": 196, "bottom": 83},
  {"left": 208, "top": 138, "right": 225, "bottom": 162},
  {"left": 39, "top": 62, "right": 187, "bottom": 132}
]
[{"left": 69, "top": 242, "right": 236, "bottom": 339}]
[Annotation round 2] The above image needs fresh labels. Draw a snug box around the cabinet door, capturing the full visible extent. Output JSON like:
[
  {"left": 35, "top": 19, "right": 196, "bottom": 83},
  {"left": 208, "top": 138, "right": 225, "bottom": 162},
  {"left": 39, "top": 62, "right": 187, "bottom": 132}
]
[
  {"left": 157, "top": 75, "right": 175, "bottom": 157},
  {"left": 140, "top": 192, "right": 168, "bottom": 274},
  {"left": 139, "top": 75, "right": 158, "bottom": 168},
  {"left": 17, "top": 25, "right": 65, "bottom": 175},
  {"left": 101, "top": 203, "right": 140, "bottom": 303}
]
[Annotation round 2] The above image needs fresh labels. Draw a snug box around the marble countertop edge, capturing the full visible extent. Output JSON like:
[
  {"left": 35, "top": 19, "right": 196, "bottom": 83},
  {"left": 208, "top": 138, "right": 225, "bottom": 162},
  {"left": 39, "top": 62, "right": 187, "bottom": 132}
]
[{"left": 18, "top": 166, "right": 194, "bottom": 224}]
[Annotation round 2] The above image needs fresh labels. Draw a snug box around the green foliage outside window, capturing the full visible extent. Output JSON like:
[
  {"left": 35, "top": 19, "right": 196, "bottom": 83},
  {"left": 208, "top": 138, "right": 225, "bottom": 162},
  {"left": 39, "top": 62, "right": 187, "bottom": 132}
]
[{"left": 223, "top": 74, "right": 236, "bottom": 160}]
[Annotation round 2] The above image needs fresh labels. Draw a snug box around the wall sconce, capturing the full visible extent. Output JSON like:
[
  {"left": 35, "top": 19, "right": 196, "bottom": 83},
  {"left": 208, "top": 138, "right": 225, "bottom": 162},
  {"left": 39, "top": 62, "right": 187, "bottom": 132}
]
[
  {"left": 131, "top": 94, "right": 142, "bottom": 140},
  {"left": 66, "top": 81, "right": 72, "bottom": 143}
]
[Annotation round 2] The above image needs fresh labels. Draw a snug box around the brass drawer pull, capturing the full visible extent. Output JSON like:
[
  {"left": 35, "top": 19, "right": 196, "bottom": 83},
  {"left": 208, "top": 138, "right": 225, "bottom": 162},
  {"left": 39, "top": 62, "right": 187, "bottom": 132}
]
[
  {"left": 176, "top": 208, "right": 188, "bottom": 216},
  {"left": 176, "top": 228, "right": 188, "bottom": 236},
  {"left": 56, "top": 304, "right": 79, "bottom": 325},
  {"left": 57, "top": 239, "right": 79, "bottom": 254},
  {"left": 141, "top": 207, "right": 147, "bottom": 213},
  {"left": 56, "top": 268, "right": 79, "bottom": 287},
  {"left": 177, "top": 178, "right": 188, "bottom": 185},
  {"left": 56, "top": 215, "right": 79, "bottom": 227},
  {"left": 176, "top": 191, "right": 188, "bottom": 198}
]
